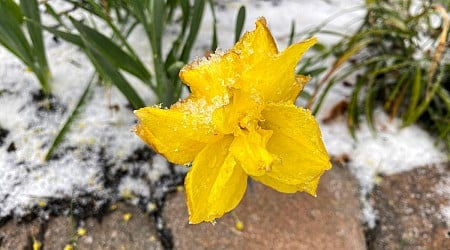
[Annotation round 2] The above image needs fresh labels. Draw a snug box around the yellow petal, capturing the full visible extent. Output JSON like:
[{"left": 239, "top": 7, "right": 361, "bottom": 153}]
[
  {"left": 134, "top": 105, "right": 220, "bottom": 164},
  {"left": 212, "top": 88, "right": 262, "bottom": 134},
  {"left": 185, "top": 136, "right": 248, "bottom": 224},
  {"left": 179, "top": 51, "right": 240, "bottom": 103},
  {"left": 232, "top": 17, "right": 278, "bottom": 64},
  {"left": 240, "top": 37, "right": 317, "bottom": 103},
  {"left": 255, "top": 103, "right": 331, "bottom": 195},
  {"left": 229, "top": 128, "right": 275, "bottom": 176}
]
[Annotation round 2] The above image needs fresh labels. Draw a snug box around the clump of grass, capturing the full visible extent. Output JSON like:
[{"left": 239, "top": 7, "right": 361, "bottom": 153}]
[
  {"left": 302, "top": 0, "right": 449, "bottom": 151},
  {"left": 0, "top": 0, "right": 51, "bottom": 94}
]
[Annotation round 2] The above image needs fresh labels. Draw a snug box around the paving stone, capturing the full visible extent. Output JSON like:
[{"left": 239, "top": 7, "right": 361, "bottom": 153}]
[
  {"left": 73, "top": 203, "right": 162, "bottom": 250},
  {"left": 0, "top": 219, "right": 42, "bottom": 249},
  {"left": 368, "top": 163, "right": 450, "bottom": 250},
  {"left": 0, "top": 203, "right": 162, "bottom": 250},
  {"left": 163, "top": 166, "right": 366, "bottom": 250}
]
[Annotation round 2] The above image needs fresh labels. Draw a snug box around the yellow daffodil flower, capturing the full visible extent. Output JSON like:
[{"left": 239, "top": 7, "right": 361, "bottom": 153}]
[{"left": 134, "top": 17, "right": 331, "bottom": 224}]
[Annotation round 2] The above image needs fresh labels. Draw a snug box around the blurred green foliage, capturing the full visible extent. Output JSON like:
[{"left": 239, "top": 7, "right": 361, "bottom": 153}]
[
  {"left": 0, "top": 0, "right": 51, "bottom": 94},
  {"left": 300, "top": 0, "right": 449, "bottom": 150}
]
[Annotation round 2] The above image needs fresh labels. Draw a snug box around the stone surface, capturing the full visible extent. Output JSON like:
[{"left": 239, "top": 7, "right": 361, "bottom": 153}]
[
  {"left": 368, "top": 163, "right": 450, "bottom": 250},
  {"left": 76, "top": 204, "right": 162, "bottom": 250},
  {"left": 163, "top": 166, "right": 366, "bottom": 250},
  {"left": 0, "top": 204, "right": 162, "bottom": 250},
  {"left": 0, "top": 219, "right": 42, "bottom": 249}
]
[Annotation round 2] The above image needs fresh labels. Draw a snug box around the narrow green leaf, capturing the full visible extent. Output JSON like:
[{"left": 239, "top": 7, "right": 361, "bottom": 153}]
[
  {"left": 234, "top": 6, "right": 246, "bottom": 43},
  {"left": 69, "top": 18, "right": 151, "bottom": 83},
  {"left": 84, "top": 46, "right": 146, "bottom": 109},
  {"left": 41, "top": 25, "right": 84, "bottom": 45},
  {"left": 179, "top": 0, "right": 191, "bottom": 34},
  {"left": 44, "top": 74, "right": 96, "bottom": 161},
  {"left": 348, "top": 75, "right": 365, "bottom": 138},
  {"left": 20, "top": 0, "right": 51, "bottom": 93},
  {"left": 0, "top": 3, "right": 34, "bottom": 65},
  {"left": 364, "top": 78, "right": 377, "bottom": 133},
  {"left": 1, "top": 0, "right": 23, "bottom": 24},
  {"left": 208, "top": 0, "right": 218, "bottom": 51},
  {"left": 403, "top": 67, "right": 445, "bottom": 126},
  {"left": 403, "top": 66, "right": 422, "bottom": 122},
  {"left": 151, "top": 0, "right": 165, "bottom": 60},
  {"left": 180, "top": 0, "right": 205, "bottom": 62},
  {"left": 288, "top": 20, "right": 295, "bottom": 46}
]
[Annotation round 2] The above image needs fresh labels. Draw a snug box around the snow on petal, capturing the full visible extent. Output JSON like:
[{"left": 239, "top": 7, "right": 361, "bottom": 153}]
[{"left": 134, "top": 105, "right": 221, "bottom": 164}]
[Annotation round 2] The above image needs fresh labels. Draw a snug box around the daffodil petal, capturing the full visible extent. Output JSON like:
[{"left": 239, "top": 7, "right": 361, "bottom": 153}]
[
  {"left": 240, "top": 37, "right": 317, "bottom": 103},
  {"left": 212, "top": 88, "right": 262, "bottom": 134},
  {"left": 134, "top": 106, "right": 220, "bottom": 164},
  {"left": 179, "top": 51, "right": 240, "bottom": 103},
  {"left": 232, "top": 17, "right": 278, "bottom": 63},
  {"left": 252, "top": 171, "right": 321, "bottom": 195},
  {"left": 257, "top": 103, "right": 331, "bottom": 195},
  {"left": 185, "top": 136, "right": 247, "bottom": 224},
  {"left": 229, "top": 128, "right": 274, "bottom": 176}
]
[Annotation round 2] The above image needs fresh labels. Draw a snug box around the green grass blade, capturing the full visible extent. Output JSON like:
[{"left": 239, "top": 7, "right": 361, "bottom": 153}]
[
  {"left": 208, "top": 0, "right": 218, "bottom": 51},
  {"left": 403, "top": 65, "right": 422, "bottom": 122},
  {"left": 348, "top": 75, "right": 365, "bottom": 138},
  {"left": 0, "top": 0, "right": 34, "bottom": 66},
  {"left": 234, "top": 6, "right": 246, "bottom": 43},
  {"left": 84, "top": 46, "right": 146, "bottom": 109},
  {"left": 44, "top": 74, "right": 96, "bottom": 161},
  {"left": 20, "top": 0, "right": 51, "bottom": 93},
  {"left": 151, "top": 0, "right": 164, "bottom": 59},
  {"left": 364, "top": 78, "right": 377, "bottom": 133},
  {"left": 288, "top": 20, "right": 295, "bottom": 46},
  {"left": 69, "top": 18, "right": 152, "bottom": 83},
  {"left": 44, "top": 3, "right": 66, "bottom": 29},
  {"left": 403, "top": 67, "right": 445, "bottom": 126},
  {"left": 1, "top": 0, "right": 23, "bottom": 24},
  {"left": 180, "top": 0, "right": 205, "bottom": 62},
  {"left": 41, "top": 25, "right": 84, "bottom": 45}
]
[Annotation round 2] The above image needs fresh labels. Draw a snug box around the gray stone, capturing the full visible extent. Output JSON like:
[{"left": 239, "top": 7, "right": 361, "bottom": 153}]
[
  {"left": 163, "top": 166, "right": 366, "bottom": 250},
  {"left": 369, "top": 163, "right": 450, "bottom": 250}
]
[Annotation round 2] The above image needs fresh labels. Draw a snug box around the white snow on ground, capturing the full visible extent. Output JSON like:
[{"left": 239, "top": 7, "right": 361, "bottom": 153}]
[{"left": 0, "top": 0, "right": 448, "bottom": 225}]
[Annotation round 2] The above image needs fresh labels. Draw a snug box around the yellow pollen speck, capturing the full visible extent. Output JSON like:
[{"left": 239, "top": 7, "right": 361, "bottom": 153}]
[
  {"left": 63, "top": 244, "right": 73, "bottom": 250},
  {"left": 148, "top": 235, "right": 157, "bottom": 242},
  {"left": 77, "top": 227, "right": 87, "bottom": 237},
  {"left": 38, "top": 200, "right": 47, "bottom": 208},
  {"left": 110, "top": 204, "right": 118, "bottom": 211},
  {"left": 32, "top": 239, "right": 41, "bottom": 250},
  {"left": 121, "top": 189, "right": 134, "bottom": 200},
  {"left": 147, "top": 202, "right": 157, "bottom": 213},
  {"left": 235, "top": 220, "right": 244, "bottom": 231},
  {"left": 123, "top": 213, "right": 132, "bottom": 222}
]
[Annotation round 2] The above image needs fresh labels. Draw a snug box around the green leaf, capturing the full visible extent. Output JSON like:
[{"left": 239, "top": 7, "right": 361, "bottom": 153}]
[
  {"left": 151, "top": 0, "right": 165, "bottom": 59},
  {"left": 45, "top": 74, "right": 96, "bottom": 161},
  {"left": 20, "top": 0, "right": 51, "bottom": 93},
  {"left": 348, "top": 75, "right": 365, "bottom": 138},
  {"left": 234, "top": 6, "right": 246, "bottom": 43},
  {"left": 180, "top": 0, "right": 205, "bottom": 62},
  {"left": 88, "top": 47, "right": 145, "bottom": 109},
  {"left": 0, "top": 0, "right": 34, "bottom": 65},
  {"left": 208, "top": 0, "right": 218, "bottom": 51},
  {"left": 288, "top": 20, "right": 295, "bottom": 46},
  {"left": 69, "top": 18, "right": 152, "bottom": 83},
  {"left": 403, "top": 66, "right": 422, "bottom": 122}
]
